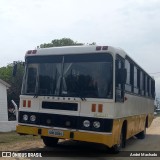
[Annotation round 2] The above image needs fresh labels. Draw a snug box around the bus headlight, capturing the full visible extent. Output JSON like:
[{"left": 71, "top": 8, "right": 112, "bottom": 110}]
[
  {"left": 93, "top": 121, "right": 100, "bottom": 128},
  {"left": 23, "top": 114, "right": 28, "bottom": 121},
  {"left": 83, "top": 120, "right": 90, "bottom": 127},
  {"left": 30, "top": 115, "right": 36, "bottom": 122}
]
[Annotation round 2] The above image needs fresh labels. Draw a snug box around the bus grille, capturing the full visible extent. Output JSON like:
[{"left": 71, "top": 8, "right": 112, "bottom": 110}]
[{"left": 42, "top": 102, "right": 78, "bottom": 111}]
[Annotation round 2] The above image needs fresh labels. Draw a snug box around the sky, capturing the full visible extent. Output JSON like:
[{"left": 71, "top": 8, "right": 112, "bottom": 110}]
[{"left": 0, "top": 0, "right": 160, "bottom": 96}]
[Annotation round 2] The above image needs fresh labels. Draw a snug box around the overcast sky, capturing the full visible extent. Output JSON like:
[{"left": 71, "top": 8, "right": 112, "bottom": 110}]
[{"left": 0, "top": 0, "right": 160, "bottom": 96}]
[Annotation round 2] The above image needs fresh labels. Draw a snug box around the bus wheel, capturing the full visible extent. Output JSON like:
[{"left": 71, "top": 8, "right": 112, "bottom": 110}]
[
  {"left": 109, "top": 130, "right": 125, "bottom": 154},
  {"left": 136, "top": 128, "right": 146, "bottom": 139},
  {"left": 42, "top": 136, "right": 59, "bottom": 147}
]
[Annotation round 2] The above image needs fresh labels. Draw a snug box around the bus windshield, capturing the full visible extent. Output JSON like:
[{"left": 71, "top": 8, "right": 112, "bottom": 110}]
[{"left": 22, "top": 53, "right": 113, "bottom": 99}]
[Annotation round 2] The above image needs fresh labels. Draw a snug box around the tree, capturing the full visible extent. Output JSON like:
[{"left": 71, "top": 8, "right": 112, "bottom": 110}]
[
  {"left": 0, "top": 62, "right": 24, "bottom": 108},
  {"left": 38, "top": 38, "right": 96, "bottom": 48}
]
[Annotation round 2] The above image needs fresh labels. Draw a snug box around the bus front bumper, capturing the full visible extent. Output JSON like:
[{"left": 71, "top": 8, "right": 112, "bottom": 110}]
[{"left": 16, "top": 125, "right": 114, "bottom": 147}]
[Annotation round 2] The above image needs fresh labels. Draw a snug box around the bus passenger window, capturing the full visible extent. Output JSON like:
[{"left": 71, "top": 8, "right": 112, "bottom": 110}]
[
  {"left": 137, "top": 69, "right": 140, "bottom": 94},
  {"left": 145, "top": 75, "right": 148, "bottom": 96},
  {"left": 115, "top": 56, "right": 125, "bottom": 102},
  {"left": 125, "top": 60, "right": 132, "bottom": 92},
  {"left": 140, "top": 71, "right": 143, "bottom": 95},
  {"left": 148, "top": 78, "right": 151, "bottom": 97},
  {"left": 130, "top": 64, "right": 134, "bottom": 92},
  {"left": 151, "top": 80, "right": 155, "bottom": 98},
  {"left": 133, "top": 66, "right": 139, "bottom": 94},
  {"left": 143, "top": 73, "right": 146, "bottom": 95},
  {"left": 134, "top": 67, "right": 137, "bottom": 88}
]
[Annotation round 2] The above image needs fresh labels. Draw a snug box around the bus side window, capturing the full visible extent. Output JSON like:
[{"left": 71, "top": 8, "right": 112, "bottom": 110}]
[
  {"left": 133, "top": 66, "right": 139, "bottom": 94},
  {"left": 143, "top": 73, "right": 146, "bottom": 95},
  {"left": 151, "top": 80, "right": 155, "bottom": 98},
  {"left": 140, "top": 71, "right": 144, "bottom": 96},
  {"left": 130, "top": 63, "right": 134, "bottom": 92},
  {"left": 148, "top": 78, "right": 152, "bottom": 97},
  {"left": 125, "top": 59, "right": 132, "bottom": 92},
  {"left": 116, "top": 60, "right": 122, "bottom": 89},
  {"left": 145, "top": 75, "right": 148, "bottom": 96},
  {"left": 137, "top": 69, "right": 140, "bottom": 94},
  {"left": 116, "top": 56, "right": 126, "bottom": 102}
]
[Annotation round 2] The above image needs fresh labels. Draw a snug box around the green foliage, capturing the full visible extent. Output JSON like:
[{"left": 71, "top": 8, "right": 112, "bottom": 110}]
[
  {"left": 0, "top": 62, "right": 24, "bottom": 107},
  {"left": 38, "top": 38, "right": 96, "bottom": 48},
  {"left": 0, "top": 65, "right": 12, "bottom": 82}
]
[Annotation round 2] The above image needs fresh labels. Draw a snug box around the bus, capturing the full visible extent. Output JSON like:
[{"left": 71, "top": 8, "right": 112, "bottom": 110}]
[{"left": 16, "top": 45, "right": 155, "bottom": 153}]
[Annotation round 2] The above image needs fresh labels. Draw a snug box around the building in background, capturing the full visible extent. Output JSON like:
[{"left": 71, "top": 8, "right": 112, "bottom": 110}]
[{"left": 0, "top": 79, "right": 17, "bottom": 132}]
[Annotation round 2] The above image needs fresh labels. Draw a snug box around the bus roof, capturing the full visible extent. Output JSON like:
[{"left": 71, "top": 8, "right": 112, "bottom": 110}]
[{"left": 25, "top": 45, "right": 127, "bottom": 57}]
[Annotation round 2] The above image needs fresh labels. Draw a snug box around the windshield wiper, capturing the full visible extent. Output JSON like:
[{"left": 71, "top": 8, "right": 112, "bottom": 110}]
[
  {"left": 33, "top": 94, "right": 38, "bottom": 98},
  {"left": 33, "top": 90, "right": 38, "bottom": 98},
  {"left": 81, "top": 97, "right": 86, "bottom": 101}
]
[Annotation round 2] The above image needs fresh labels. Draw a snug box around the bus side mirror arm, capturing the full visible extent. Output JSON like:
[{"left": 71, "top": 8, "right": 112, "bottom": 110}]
[{"left": 11, "top": 100, "right": 18, "bottom": 121}]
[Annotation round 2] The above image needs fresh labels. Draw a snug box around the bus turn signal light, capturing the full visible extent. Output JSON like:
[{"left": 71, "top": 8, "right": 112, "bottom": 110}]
[
  {"left": 98, "top": 104, "right": 103, "bottom": 112},
  {"left": 91, "top": 104, "right": 96, "bottom": 112},
  {"left": 28, "top": 100, "right": 31, "bottom": 108},
  {"left": 23, "top": 100, "right": 26, "bottom": 107}
]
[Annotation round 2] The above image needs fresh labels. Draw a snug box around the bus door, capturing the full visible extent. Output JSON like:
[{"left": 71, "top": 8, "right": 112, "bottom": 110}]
[{"left": 115, "top": 55, "right": 126, "bottom": 102}]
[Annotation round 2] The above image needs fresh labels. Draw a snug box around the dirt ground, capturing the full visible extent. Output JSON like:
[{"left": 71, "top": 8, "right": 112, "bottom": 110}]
[{"left": 0, "top": 116, "right": 160, "bottom": 159}]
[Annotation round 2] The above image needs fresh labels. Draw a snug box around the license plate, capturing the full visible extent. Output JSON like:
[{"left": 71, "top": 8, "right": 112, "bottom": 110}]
[{"left": 48, "top": 129, "right": 64, "bottom": 137}]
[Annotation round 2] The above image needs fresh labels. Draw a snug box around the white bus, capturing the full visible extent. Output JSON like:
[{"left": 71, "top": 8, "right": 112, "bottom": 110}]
[{"left": 16, "top": 45, "right": 155, "bottom": 153}]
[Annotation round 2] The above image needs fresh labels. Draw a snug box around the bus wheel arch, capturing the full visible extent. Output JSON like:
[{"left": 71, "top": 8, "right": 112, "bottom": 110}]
[
  {"left": 135, "top": 116, "right": 148, "bottom": 139},
  {"left": 109, "top": 120, "right": 127, "bottom": 153}
]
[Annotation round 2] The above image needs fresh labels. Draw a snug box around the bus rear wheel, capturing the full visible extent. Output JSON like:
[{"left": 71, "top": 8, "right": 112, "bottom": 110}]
[
  {"left": 136, "top": 128, "right": 146, "bottom": 139},
  {"left": 42, "top": 136, "right": 59, "bottom": 147}
]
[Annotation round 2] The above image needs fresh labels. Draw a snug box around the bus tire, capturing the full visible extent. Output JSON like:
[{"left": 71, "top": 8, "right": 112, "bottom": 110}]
[
  {"left": 136, "top": 128, "right": 146, "bottom": 139},
  {"left": 42, "top": 136, "right": 59, "bottom": 147}
]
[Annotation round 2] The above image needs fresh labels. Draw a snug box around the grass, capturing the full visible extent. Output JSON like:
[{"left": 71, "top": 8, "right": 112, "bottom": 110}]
[{"left": 0, "top": 131, "right": 40, "bottom": 144}]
